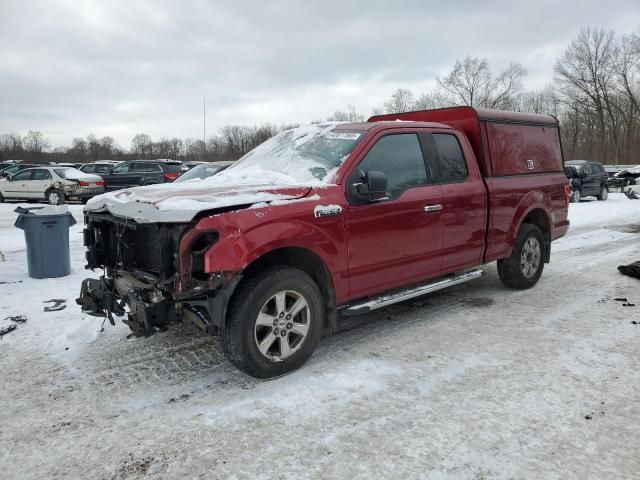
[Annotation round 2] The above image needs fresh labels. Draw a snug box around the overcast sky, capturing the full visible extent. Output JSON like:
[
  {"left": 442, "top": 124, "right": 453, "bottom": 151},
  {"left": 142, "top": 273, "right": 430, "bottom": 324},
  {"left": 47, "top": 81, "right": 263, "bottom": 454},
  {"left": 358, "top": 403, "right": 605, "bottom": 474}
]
[{"left": 1, "top": 0, "right": 639, "bottom": 148}]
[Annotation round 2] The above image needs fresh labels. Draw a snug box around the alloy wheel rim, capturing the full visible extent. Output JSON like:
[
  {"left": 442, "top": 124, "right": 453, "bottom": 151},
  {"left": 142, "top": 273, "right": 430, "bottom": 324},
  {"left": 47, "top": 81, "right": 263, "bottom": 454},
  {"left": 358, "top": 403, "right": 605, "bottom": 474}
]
[
  {"left": 520, "top": 236, "right": 541, "bottom": 279},
  {"left": 49, "top": 192, "right": 60, "bottom": 204},
  {"left": 254, "top": 290, "right": 311, "bottom": 362}
]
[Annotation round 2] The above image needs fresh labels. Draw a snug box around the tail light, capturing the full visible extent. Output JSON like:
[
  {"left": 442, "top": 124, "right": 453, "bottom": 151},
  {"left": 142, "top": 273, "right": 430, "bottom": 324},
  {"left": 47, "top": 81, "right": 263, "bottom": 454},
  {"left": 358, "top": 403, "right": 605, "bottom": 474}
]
[
  {"left": 79, "top": 181, "right": 90, "bottom": 187},
  {"left": 163, "top": 172, "right": 180, "bottom": 181},
  {"left": 95, "top": 181, "right": 105, "bottom": 187},
  {"left": 563, "top": 184, "right": 572, "bottom": 201}
]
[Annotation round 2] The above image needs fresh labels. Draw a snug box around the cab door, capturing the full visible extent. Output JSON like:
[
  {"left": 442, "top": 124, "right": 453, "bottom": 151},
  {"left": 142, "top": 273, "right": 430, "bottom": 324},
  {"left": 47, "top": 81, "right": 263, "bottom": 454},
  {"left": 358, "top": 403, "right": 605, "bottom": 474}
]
[
  {"left": 422, "top": 132, "right": 487, "bottom": 274},
  {"left": 27, "top": 168, "right": 53, "bottom": 199},
  {"left": 4, "top": 169, "right": 33, "bottom": 198},
  {"left": 344, "top": 131, "right": 444, "bottom": 300}
]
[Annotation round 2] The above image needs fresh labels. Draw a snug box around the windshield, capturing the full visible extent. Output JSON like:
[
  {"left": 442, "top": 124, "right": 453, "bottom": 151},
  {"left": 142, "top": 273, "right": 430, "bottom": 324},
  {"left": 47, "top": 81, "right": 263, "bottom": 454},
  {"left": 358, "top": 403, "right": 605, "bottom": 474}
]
[
  {"left": 227, "top": 124, "right": 365, "bottom": 184},
  {"left": 175, "top": 163, "right": 230, "bottom": 182}
]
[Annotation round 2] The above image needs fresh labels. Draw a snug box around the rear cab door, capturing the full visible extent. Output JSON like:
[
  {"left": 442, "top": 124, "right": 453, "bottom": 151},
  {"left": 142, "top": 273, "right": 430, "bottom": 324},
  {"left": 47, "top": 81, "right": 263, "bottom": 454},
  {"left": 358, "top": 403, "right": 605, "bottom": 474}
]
[
  {"left": 343, "top": 128, "right": 444, "bottom": 300},
  {"left": 420, "top": 131, "right": 487, "bottom": 273}
]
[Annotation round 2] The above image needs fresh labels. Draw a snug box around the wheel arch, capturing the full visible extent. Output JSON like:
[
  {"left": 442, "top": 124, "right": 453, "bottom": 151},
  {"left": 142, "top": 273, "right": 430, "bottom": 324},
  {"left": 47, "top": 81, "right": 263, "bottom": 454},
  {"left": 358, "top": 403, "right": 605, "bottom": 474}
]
[{"left": 227, "top": 246, "right": 338, "bottom": 332}]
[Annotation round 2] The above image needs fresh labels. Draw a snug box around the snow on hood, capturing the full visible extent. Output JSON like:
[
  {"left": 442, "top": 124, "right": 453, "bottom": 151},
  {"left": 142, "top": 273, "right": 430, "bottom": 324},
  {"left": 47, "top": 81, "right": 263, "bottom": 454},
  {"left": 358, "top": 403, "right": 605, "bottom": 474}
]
[{"left": 85, "top": 166, "right": 315, "bottom": 223}]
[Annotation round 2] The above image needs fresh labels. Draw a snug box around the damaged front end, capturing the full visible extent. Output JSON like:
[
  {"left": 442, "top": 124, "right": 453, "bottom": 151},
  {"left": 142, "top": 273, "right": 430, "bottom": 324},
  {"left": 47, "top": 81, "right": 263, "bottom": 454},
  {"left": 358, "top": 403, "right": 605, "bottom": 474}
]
[{"left": 76, "top": 212, "right": 230, "bottom": 337}]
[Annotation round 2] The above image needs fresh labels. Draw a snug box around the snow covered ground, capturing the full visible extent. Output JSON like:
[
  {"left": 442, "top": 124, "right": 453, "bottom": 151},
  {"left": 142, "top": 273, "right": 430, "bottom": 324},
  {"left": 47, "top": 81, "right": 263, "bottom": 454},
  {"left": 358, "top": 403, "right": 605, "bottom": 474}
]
[{"left": 0, "top": 194, "right": 639, "bottom": 479}]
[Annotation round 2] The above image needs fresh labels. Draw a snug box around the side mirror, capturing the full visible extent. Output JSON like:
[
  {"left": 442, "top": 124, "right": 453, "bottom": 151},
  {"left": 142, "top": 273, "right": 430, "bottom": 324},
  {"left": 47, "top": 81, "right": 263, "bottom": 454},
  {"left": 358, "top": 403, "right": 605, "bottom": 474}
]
[{"left": 353, "top": 170, "right": 388, "bottom": 202}]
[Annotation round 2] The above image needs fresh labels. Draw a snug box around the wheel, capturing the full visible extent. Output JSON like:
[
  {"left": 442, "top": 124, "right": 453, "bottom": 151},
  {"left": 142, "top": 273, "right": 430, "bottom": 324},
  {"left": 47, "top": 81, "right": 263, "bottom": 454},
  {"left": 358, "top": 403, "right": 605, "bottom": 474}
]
[
  {"left": 47, "top": 189, "right": 65, "bottom": 205},
  {"left": 0, "top": 192, "right": 4, "bottom": 203},
  {"left": 497, "top": 224, "right": 545, "bottom": 290},
  {"left": 570, "top": 189, "right": 581, "bottom": 203},
  {"left": 220, "top": 266, "right": 323, "bottom": 378},
  {"left": 597, "top": 186, "right": 608, "bottom": 201}
]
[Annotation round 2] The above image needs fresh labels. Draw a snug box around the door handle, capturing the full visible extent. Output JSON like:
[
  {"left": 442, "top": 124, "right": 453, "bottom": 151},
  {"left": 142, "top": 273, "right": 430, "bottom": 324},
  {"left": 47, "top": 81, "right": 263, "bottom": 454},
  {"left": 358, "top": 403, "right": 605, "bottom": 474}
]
[{"left": 424, "top": 204, "right": 443, "bottom": 212}]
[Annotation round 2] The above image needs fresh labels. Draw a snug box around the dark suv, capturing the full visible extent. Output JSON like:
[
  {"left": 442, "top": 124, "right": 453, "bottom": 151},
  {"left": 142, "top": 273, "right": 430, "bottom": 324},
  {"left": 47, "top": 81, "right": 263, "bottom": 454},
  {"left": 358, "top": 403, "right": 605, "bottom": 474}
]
[
  {"left": 564, "top": 160, "right": 608, "bottom": 202},
  {"left": 99, "top": 160, "right": 183, "bottom": 191}
]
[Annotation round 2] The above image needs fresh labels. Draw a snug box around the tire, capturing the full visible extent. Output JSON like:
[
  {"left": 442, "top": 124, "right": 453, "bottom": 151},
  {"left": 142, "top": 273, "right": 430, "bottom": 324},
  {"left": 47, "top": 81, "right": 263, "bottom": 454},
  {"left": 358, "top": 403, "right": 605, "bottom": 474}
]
[
  {"left": 46, "top": 189, "right": 65, "bottom": 205},
  {"left": 497, "top": 224, "right": 545, "bottom": 290},
  {"left": 220, "top": 266, "right": 324, "bottom": 379},
  {"left": 597, "top": 186, "right": 608, "bottom": 201},
  {"left": 0, "top": 192, "right": 4, "bottom": 203},
  {"left": 570, "top": 189, "right": 581, "bottom": 203}
]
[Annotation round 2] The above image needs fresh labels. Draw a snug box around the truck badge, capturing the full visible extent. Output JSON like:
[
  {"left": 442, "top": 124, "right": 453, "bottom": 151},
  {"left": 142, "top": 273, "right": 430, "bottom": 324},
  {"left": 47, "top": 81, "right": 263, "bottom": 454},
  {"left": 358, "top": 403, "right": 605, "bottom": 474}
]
[
  {"left": 314, "top": 205, "right": 342, "bottom": 219},
  {"left": 527, "top": 159, "right": 535, "bottom": 170}
]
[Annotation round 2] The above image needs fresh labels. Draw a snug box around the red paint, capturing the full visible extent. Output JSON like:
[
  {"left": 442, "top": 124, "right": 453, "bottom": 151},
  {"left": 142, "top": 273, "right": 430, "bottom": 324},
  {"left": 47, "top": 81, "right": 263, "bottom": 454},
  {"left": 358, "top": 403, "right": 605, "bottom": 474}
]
[{"left": 178, "top": 107, "right": 569, "bottom": 305}]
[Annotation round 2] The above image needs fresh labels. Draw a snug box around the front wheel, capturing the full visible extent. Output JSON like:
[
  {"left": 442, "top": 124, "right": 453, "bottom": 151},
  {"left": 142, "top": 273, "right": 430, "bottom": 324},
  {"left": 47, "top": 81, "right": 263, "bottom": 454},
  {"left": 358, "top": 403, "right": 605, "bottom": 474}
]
[
  {"left": 570, "top": 189, "right": 581, "bottom": 203},
  {"left": 597, "top": 186, "right": 608, "bottom": 201},
  {"left": 497, "top": 224, "right": 545, "bottom": 290},
  {"left": 220, "top": 266, "right": 324, "bottom": 378},
  {"left": 47, "top": 189, "right": 65, "bottom": 205}
]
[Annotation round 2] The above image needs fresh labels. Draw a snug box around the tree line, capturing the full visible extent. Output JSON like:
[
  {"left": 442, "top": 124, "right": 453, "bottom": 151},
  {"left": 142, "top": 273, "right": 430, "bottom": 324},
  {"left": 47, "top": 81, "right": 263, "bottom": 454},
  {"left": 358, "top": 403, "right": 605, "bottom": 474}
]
[{"left": 1, "top": 28, "right": 638, "bottom": 165}]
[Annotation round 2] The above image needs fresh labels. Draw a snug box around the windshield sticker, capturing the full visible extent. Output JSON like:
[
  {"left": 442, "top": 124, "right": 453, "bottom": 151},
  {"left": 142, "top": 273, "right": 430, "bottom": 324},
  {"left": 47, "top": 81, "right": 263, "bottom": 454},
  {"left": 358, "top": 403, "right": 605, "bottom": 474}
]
[
  {"left": 314, "top": 204, "right": 343, "bottom": 218},
  {"left": 325, "top": 131, "right": 362, "bottom": 141}
]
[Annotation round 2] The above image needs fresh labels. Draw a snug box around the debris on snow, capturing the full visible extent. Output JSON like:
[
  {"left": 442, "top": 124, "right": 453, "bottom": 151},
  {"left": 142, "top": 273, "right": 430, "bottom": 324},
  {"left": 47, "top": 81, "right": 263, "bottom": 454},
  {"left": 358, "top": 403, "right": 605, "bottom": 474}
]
[{"left": 0, "top": 324, "right": 17, "bottom": 337}]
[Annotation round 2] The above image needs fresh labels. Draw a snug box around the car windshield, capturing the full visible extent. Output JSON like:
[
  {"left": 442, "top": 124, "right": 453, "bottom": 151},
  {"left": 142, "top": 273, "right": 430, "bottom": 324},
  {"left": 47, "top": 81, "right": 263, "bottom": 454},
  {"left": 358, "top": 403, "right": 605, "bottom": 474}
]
[
  {"left": 175, "top": 163, "right": 230, "bottom": 182},
  {"left": 227, "top": 123, "right": 365, "bottom": 184}
]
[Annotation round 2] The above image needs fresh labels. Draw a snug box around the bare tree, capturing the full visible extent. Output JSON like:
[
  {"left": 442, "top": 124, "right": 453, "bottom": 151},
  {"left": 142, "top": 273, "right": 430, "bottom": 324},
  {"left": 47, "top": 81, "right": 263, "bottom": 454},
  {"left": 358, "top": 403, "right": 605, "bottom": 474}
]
[
  {"left": 383, "top": 88, "right": 416, "bottom": 113},
  {"left": 23, "top": 131, "right": 50, "bottom": 161},
  {"left": 438, "top": 56, "right": 526, "bottom": 109},
  {"left": 131, "top": 133, "right": 153, "bottom": 158},
  {"left": 327, "top": 104, "right": 365, "bottom": 122}
]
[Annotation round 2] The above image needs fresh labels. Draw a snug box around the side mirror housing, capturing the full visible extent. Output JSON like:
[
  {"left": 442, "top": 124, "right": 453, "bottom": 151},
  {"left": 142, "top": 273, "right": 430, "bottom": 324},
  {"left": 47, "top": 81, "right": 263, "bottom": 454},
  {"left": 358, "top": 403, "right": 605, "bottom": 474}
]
[{"left": 352, "top": 170, "right": 388, "bottom": 202}]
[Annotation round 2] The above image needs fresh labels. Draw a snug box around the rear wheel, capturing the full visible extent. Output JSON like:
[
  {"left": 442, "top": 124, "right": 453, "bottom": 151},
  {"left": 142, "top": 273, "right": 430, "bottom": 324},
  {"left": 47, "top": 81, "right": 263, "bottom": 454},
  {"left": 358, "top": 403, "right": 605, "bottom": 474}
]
[
  {"left": 47, "top": 189, "right": 65, "bottom": 205},
  {"left": 220, "top": 266, "right": 323, "bottom": 378},
  {"left": 597, "top": 186, "right": 608, "bottom": 201},
  {"left": 497, "top": 224, "right": 545, "bottom": 290}
]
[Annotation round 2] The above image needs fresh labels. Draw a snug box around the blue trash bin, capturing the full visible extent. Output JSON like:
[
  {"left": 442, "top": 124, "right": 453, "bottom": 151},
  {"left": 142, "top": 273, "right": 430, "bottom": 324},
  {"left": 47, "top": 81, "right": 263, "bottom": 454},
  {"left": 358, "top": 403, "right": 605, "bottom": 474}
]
[{"left": 14, "top": 206, "right": 77, "bottom": 279}]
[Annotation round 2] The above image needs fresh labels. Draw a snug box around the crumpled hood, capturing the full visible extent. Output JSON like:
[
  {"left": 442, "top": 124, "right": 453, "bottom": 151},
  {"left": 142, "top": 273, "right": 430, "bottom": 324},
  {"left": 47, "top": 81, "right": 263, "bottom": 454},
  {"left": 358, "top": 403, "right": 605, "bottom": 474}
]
[{"left": 84, "top": 181, "right": 312, "bottom": 223}]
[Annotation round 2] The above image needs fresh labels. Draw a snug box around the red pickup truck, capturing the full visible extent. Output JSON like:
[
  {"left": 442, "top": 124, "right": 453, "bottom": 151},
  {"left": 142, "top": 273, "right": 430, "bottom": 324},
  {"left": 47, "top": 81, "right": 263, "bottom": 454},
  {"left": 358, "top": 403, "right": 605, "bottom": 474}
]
[{"left": 77, "top": 106, "right": 570, "bottom": 378}]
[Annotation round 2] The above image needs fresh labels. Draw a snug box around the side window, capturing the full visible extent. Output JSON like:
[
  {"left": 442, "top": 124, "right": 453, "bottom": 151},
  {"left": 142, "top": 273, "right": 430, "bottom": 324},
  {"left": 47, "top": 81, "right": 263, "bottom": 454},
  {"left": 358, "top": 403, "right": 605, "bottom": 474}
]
[
  {"left": 112, "top": 163, "right": 130, "bottom": 174},
  {"left": 31, "top": 169, "right": 52, "bottom": 180},
  {"left": 354, "top": 134, "right": 427, "bottom": 197},
  {"left": 11, "top": 170, "right": 32, "bottom": 181},
  {"left": 582, "top": 164, "right": 593, "bottom": 175},
  {"left": 131, "top": 163, "right": 161, "bottom": 173},
  {"left": 95, "top": 164, "right": 112, "bottom": 173},
  {"left": 431, "top": 134, "right": 468, "bottom": 183},
  {"left": 81, "top": 165, "right": 95, "bottom": 173}
]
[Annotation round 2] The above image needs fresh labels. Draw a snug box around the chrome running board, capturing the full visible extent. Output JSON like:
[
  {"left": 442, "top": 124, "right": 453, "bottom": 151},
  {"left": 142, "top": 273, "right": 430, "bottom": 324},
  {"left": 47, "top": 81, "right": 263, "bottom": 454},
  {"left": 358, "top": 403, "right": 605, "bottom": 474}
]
[{"left": 340, "top": 270, "right": 484, "bottom": 316}]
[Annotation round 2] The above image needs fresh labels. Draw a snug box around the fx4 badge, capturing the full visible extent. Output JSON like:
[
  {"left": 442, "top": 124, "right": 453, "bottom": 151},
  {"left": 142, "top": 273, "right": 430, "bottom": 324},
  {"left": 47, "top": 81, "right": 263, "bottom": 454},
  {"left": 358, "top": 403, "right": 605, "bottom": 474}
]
[
  {"left": 527, "top": 159, "right": 535, "bottom": 170},
  {"left": 314, "top": 204, "right": 342, "bottom": 219}
]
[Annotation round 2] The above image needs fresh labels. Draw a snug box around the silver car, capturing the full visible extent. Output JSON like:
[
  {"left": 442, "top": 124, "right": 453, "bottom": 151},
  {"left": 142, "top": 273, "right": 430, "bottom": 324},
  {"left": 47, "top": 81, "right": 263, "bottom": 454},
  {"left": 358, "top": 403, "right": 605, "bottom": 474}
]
[{"left": 0, "top": 166, "right": 105, "bottom": 205}]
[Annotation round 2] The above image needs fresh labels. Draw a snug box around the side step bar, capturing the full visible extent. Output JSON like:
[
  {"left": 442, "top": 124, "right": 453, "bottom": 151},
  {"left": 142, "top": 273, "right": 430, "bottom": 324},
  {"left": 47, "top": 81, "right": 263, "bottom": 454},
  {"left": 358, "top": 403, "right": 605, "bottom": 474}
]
[{"left": 339, "top": 270, "right": 484, "bottom": 316}]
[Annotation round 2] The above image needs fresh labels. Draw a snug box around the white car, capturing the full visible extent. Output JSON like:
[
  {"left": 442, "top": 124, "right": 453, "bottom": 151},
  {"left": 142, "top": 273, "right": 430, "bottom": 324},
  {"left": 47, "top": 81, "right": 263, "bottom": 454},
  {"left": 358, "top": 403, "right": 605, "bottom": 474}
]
[{"left": 0, "top": 166, "right": 105, "bottom": 205}]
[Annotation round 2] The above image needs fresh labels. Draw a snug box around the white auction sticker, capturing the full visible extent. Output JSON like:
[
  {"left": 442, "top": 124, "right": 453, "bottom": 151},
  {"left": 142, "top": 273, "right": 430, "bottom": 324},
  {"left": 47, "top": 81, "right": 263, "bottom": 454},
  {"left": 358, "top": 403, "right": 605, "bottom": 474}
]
[{"left": 325, "top": 131, "right": 362, "bottom": 140}]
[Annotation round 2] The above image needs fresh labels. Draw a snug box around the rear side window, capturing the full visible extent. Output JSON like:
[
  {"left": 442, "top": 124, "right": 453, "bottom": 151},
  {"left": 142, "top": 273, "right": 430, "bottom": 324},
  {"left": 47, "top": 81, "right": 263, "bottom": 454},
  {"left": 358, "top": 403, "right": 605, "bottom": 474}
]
[
  {"left": 131, "top": 163, "right": 161, "bottom": 173},
  {"left": 80, "top": 165, "right": 95, "bottom": 173},
  {"left": 94, "top": 164, "right": 113, "bottom": 173},
  {"left": 431, "top": 134, "right": 468, "bottom": 183},
  {"left": 355, "top": 134, "right": 427, "bottom": 196},
  {"left": 31, "top": 169, "right": 52, "bottom": 180}
]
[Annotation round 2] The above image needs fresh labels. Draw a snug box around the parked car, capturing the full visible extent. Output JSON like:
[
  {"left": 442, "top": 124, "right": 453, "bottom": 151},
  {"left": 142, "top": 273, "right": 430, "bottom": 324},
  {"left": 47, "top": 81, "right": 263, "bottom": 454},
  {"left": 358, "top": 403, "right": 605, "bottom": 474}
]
[
  {"left": 78, "top": 161, "right": 122, "bottom": 175},
  {"left": 77, "top": 107, "right": 570, "bottom": 378},
  {"left": 52, "top": 162, "right": 82, "bottom": 169},
  {"left": 564, "top": 160, "right": 608, "bottom": 202},
  {"left": 0, "top": 163, "right": 39, "bottom": 178},
  {"left": 174, "top": 161, "right": 234, "bottom": 182},
  {"left": 0, "top": 161, "right": 18, "bottom": 171},
  {"left": 99, "top": 160, "right": 183, "bottom": 190},
  {"left": 0, "top": 167, "right": 104, "bottom": 205}
]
